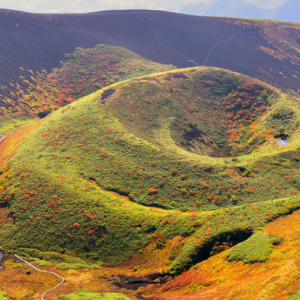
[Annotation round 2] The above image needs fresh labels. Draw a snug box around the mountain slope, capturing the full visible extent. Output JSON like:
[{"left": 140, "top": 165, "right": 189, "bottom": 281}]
[
  {"left": 0, "top": 9, "right": 299, "bottom": 92},
  {"left": 142, "top": 210, "right": 300, "bottom": 299},
  {"left": 0, "top": 43, "right": 174, "bottom": 120},
  {"left": 0, "top": 67, "right": 299, "bottom": 274}
]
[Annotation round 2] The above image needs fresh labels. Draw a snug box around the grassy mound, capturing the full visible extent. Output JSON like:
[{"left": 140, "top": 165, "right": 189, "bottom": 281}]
[
  {"left": 227, "top": 230, "right": 282, "bottom": 263},
  {"left": 105, "top": 67, "right": 298, "bottom": 157},
  {"left": 0, "top": 67, "right": 299, "bottom": 273}
]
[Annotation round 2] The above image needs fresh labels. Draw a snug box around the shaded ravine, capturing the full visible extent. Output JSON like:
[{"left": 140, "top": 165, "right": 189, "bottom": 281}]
[{"left": 0, "top": 245, "right": 65, "bottom": 300}]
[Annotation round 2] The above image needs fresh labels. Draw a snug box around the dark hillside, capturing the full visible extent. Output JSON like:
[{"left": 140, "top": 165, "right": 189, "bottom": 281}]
[
  {"left": 0, "top": 9, "right": 299, "bottom": 91},
  {"left": 0, "top": 44, "right": 174, "bottom": 119}
]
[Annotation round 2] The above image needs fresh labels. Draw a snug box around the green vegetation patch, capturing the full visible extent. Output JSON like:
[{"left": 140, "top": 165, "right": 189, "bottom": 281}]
[
  {"left": 289, "top": 290, "right": 300, "bottom": 300},
  {"left": 0, "top": 292, "right": 8, "bottom": 300},
  {"left": 59, "top": 290, "right": 130, "bottom": 300},
  {"left": 0, "top": 115, "right": 38, "bottom": 135},
  {"left": 13, "top": 248, "right": 102, "bottom": 269},
  {"left": 227, "top": 230, "right": 282, "bottom": 263},
  {"left": 56, "top": 262, "right": 102, "bottom": 270},
  {"left": 14, "top": 248, "right": 91, "bottom": 264},
  {"left": 280, "top": 41, "right": 300, "bottom": 57}
]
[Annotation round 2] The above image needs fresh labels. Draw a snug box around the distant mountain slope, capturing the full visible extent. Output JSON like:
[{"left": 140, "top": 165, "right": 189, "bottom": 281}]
[
  {"left": 0, "top": 9, "right": 299, "bottom": 92},
  {"left": 0, "top": 44, "right": 174, "bottom": 119}
]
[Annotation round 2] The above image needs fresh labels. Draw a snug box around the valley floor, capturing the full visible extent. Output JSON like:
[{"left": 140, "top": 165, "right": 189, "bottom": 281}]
[{"left": 0, "top": 209, "right": 299, "bottom": 299}]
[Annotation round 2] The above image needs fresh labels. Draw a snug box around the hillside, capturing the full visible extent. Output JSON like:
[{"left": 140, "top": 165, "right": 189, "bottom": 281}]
[
  {"left": 0, "top": 44, "right": 174, "bottom": 133},
  {"left": 0, "top": 9, "right": 299, "bottom": 93},
  {"left": 142, "top": 209, "right": 300, "bottom": 299},
  {"left": 0, "top": 67, "right": 299, "bottom": 282},
  {"left": 0, "top": 43, "right": 175, "bottom": 115},
  {"left": 0, "top": 210, "right": 299, "bottom": 299},
  {"left": 0, "top": 9, "right": 299, "bottom": 300}
]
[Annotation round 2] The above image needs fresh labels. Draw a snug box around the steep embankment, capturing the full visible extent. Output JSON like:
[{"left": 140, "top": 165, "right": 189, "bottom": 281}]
[
  {"left": 0, "top": 9, "right": 299, "bottom": 92},
  {"left": 0, "top": 67, "right": 299, "bottom": 275}
]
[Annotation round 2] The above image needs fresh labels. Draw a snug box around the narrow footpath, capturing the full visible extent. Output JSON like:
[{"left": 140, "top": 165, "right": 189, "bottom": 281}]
[{"left": 0, "top": 246, "right": 65, "bottom": 300}]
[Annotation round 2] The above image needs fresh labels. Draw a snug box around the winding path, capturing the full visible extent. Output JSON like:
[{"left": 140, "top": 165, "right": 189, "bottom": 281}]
[
  {"left": 0, "top": 245, "right": 65, "bottom": 299},
  {"left": 0, "top": 131, "right": 16, "bottom": 143},
  {"left": 203, "top": 29, "right": 235, "bottom": 66}
]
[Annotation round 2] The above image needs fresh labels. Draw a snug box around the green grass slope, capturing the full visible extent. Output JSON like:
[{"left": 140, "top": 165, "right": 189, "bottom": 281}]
[
  {"left": 0, "top": 67, "right": 299, "bottom": 274},
  {"left": 0, "top": 292, "right": 8, "bottom": 300},
  {"left": 58, "top": 291, "right": 131, "bottom": 300},
  {"left": 227, "top": 229, "right": 282, "bottom": 264}
]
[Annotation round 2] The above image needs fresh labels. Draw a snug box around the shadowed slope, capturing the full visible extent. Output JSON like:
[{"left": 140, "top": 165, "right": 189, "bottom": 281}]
[
  {"left": 0, "top": 44, "right": 174, "bottom": 117},
  {"left": 0, "top": 9, "right": 299, "bottom": 92}
]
